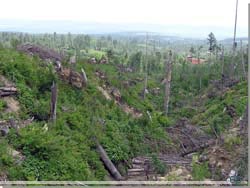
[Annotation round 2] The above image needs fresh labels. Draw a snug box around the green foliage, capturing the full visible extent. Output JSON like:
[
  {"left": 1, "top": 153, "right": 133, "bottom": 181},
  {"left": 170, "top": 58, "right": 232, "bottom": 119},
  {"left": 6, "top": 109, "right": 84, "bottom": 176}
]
[
  {"left": 192, "top": 160, "right": 211, "bottom": 180},
  {"left": 151, "top": 154, "right": 167, "bottom": 175},
  {"left": 0, "top": 99, "right": 7, "bottom": 111},
  {"left": 0, "top": 32, "right": 247, "bottom": 181},
  {"left": 224, "top": 135, "right": 242, "bottom": 151},
  {"left": 0, "top": 139, "right": 13, "bottom": 170}
]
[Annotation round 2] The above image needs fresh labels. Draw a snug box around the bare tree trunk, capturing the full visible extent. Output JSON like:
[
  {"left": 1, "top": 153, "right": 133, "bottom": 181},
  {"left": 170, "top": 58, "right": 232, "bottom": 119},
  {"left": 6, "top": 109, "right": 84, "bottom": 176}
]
[
  {"left": 96, "top": 143, "right": 123, "bottom": 180},
  {"left": 164, "top": 50, "right": 173, "bottom": 115},
  {"left": 197, "top": 51, "right": 202, "bottom": 91},
  {"left": 233, "top": 0, "right": 238, "bottom": 53},
  {"left": 143, "top": 33, "right": 148, "bottom": 99},
  {"left": 221, "top": 46, "right": 225, "bottom": 75},
  {"left": 0, "top": 87, "right": 17, "bottom": 97},
  {"left": 240, "top": 40, "right": 247, "bottom": 79},
  {"left": 81, "top": 68, "right": 88, "bottom": 85},
  {"left": 230, "top": 0, "right": 238, "bottom": 79},
  {"left": 50, "top": 81, "right": 57, "bottom": 122},
  {"left": 221, "top": 46, "right": 225, "bottom": 88}
]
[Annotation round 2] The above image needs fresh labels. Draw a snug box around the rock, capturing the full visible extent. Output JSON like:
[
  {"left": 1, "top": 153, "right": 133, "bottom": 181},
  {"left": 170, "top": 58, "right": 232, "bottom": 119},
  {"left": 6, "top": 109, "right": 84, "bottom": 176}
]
[
  {"left": 152, "top": 87, "right": 161, "bottom": 95},
  {"left": 229, "top": 170, "right": 236, "bottom": 177},
  {"left": 69, "top": 55, "right": 76, "bottom": 65},
  {"left": 0, "top": 127, "right": 9, "bottom": 136},
  {"left": 111, "top": 88, "right": 121, "bottom": 101}
]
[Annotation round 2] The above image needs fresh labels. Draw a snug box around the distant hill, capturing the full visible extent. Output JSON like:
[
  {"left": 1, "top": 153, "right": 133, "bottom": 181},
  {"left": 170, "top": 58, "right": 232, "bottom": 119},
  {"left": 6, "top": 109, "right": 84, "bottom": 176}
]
[{"left": 0, "top": 19, "right": 247, "bottom": 39}]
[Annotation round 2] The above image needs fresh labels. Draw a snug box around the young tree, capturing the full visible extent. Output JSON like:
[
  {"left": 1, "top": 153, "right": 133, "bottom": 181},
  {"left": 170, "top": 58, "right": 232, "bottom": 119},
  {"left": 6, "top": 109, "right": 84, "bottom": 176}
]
[
  {"left": 189, "top": 46, "right": 196, "bottom": 56},
  {"left": 207, "top": 32, "right": 217, "bottom": 53}
]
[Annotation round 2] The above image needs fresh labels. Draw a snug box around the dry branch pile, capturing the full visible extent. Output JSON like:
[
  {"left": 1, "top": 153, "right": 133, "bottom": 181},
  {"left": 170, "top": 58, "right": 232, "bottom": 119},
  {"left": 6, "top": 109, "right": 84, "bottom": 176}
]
[
  {"left": 166, "top": 118, "right": 212, "bottom": 156},
  {"left": 17, "top": 43, "right": 63, "bottom": 62}
]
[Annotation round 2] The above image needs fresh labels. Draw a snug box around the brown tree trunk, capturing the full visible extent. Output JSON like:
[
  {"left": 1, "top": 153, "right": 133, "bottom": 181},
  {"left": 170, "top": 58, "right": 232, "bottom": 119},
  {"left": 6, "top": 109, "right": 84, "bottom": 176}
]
[
  {"left": 50, "top": 81, "right": 57, "bottom": 122},
  {"left": 96, "top": 143, "right": 123, "bottom": 180},
  {"left": 164, "top": 51, "right": 173, "bottom": 115}
]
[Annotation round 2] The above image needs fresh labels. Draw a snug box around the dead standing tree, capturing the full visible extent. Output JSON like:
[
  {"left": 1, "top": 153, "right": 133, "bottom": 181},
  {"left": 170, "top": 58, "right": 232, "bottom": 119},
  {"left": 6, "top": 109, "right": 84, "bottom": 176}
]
[
  {"left": 50, "top": 81, "right": 57, "bottom": 122},
  {"left": 230, "top": 0, "right": 239, "bottom": 79},
  {"left": 81, "top": 68, "right": 88, "bottom": 85},
  {"left": 164, "top": 50, "right": 173, "bottom": 115},
  {"left": 240, "top": 40, "right": 247, "bottom": 80},
  {"left": 143, "top": 32, "right": 148, "bottom": 99}
]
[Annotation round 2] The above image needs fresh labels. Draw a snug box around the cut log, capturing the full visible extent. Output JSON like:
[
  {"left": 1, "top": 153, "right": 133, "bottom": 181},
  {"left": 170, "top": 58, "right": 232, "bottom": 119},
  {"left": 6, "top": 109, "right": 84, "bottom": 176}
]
[
  {"left": 0, "top": 87, "right": 17, "bottom": 97},
  {"left": 128, "top": 168, "right": 145, "bottom": 173},
  {"left": 96, "top": 143, "right": 122, "bottom": 180}
]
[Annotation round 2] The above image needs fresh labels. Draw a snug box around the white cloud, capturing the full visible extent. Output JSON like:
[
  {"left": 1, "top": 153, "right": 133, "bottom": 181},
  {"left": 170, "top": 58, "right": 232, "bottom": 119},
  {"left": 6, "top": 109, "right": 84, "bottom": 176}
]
[{"left": 0, "top": 0, "right": 248, "bottom": 27}]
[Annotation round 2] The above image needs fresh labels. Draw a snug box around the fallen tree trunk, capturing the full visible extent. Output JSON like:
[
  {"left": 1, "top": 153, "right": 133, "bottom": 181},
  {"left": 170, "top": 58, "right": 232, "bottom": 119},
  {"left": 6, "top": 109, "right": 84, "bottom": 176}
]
[
  {"left": 96, "top": 143, "right": 122, "bottom": 180},
  {"left": 0, "top": 87, "right": 17, "bottom": 97}
]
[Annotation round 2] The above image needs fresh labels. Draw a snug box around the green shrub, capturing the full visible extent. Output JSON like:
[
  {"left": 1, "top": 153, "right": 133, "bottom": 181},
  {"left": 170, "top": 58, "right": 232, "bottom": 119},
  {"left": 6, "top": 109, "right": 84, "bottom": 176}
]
[
  {"left": 0, "top": 99, "right": 7, "bottom": 111},
  {"left": 192, "top": 158, "right": 211, "bottom": 180}
]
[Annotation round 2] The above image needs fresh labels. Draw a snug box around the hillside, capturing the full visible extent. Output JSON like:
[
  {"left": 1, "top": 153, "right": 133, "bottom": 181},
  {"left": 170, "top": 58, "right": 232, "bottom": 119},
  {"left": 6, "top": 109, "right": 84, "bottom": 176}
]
[{"left": 0, "top": 38, "right": 247, "bottom": 184}]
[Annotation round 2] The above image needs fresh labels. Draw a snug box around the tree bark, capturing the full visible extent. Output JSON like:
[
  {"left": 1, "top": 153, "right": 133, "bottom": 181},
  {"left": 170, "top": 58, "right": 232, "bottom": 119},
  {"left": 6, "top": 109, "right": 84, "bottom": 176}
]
[
  {"left": 164, "top": 51, "right": 173, "bottom": 115},
  {"left": 0, "top": 87, "right": 17, "bottom": 97},
  {"left": 143, "top": 33, "right": 148, "bottom": 99},
  {"left": 50, "top": 81, "right": 57, "bottom": 122},
  {"left": 233, "top": 0, "right": 238, "bottom": 53},
  {"left": 96, "top": 143, "right": 123, "bottom": 180},
  {"left": 240, "top": 40, "right": 247, "bottom": 79},
  {"left": 81, "top": 68, "right": 88, "bottom": 85}
]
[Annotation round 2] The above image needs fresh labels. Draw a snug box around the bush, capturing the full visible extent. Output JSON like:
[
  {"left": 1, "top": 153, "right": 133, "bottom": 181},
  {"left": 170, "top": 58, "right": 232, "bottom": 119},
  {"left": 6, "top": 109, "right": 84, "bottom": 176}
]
[
  {"left": 192, "top": 156, "right": 211, "bottom": 181},
  {"left": 151, "top": 154, "right": 167, "bottom": 176}
]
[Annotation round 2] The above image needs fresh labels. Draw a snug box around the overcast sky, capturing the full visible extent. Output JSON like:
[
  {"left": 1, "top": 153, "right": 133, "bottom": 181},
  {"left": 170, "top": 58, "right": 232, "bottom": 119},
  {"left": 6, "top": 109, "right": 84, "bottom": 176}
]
[{"left": 0, "top": 0, "right": 248, "bottom": 37}]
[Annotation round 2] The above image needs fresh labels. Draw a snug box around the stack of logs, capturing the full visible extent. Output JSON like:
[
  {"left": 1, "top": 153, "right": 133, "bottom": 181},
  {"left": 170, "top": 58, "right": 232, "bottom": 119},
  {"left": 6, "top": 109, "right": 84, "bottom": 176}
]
[{"left": 127, "top": 155, "right": 192, "bottom": 180}]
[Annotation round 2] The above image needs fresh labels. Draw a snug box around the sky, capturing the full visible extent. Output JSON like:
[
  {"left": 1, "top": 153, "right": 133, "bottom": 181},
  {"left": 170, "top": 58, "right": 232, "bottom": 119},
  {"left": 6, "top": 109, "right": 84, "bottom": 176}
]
[{"left": 0, "top": 0, "right": 249, "bottom": 37}]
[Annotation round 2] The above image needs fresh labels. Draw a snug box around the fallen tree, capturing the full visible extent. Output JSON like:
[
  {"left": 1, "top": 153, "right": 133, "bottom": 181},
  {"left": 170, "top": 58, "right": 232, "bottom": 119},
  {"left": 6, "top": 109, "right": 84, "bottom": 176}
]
[
  {"left": 0, "top": 87, "right": 17, "bottom": 97},
  {"left": 96, "top": 143, "right": 123, "bottom": 180}
]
